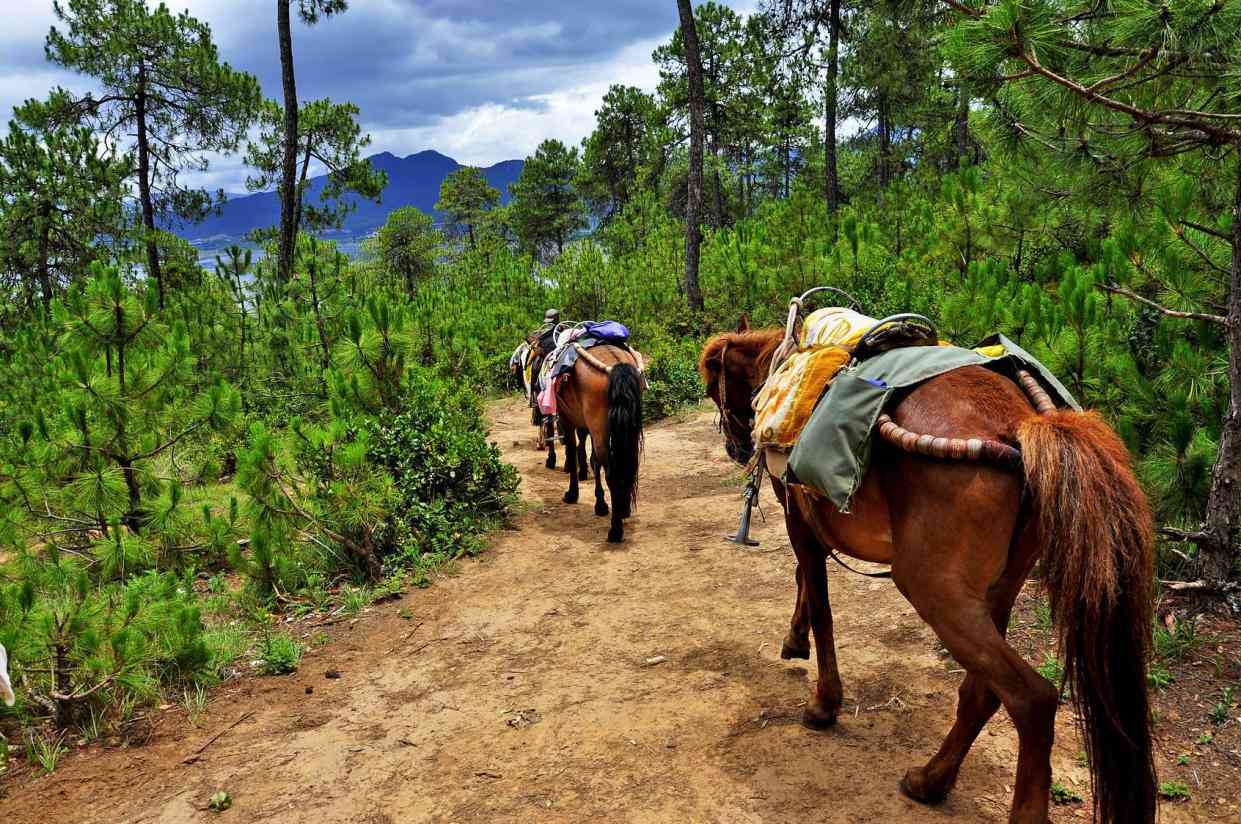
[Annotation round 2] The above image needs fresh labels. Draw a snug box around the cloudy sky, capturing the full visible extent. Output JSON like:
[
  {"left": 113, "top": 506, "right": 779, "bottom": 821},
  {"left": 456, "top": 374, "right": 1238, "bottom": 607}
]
[{"left": 2, "top": 0, "right": 758, "bottom": 192}]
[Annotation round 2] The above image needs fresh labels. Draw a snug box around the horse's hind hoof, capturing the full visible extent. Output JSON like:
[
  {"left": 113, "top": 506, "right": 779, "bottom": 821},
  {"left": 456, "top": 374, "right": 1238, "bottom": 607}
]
[
  {"left": 595, "top": 502, "right": 609, "bottom": 517},
  {"left": 801, "top": 704, "right": 837, "bottom": 730},
  {"left": 780, "top": 641, "right": 810, "bottom": 660},
  {"left": 607, "top": 527, "right": 624, "bottom": 543},
  {"left": 564, "top": 490, "right": 578, "bottom": 504},
  {"left": 898, "top": 769, "right": 949, "bottom": 805},
  {"left": 545, "top": 457, "right": 556, "bottom": 470}
]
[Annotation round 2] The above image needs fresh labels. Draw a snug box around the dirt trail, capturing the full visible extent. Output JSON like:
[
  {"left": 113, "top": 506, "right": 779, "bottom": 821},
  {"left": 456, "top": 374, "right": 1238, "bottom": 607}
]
[{"left": 0, "top": 398, "right": 1198, "bottom": 823}]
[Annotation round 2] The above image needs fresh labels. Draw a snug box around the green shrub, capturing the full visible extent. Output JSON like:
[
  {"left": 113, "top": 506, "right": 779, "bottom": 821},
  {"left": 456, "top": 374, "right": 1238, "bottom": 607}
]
[
  {"left": 642, "top": 336, "right": 705, "bottom": 421},
  {"left": 256, "top": 632, "right": 301, "bottom": 676},
  {"left": 1, "top": 563, "right": 212, "bottom": 728},
  {"left": 365, "top": 368, "right": 519, "bottom": 564}
]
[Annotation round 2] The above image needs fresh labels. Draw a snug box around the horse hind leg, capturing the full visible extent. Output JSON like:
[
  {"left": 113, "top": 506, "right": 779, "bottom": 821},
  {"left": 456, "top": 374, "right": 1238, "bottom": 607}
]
[
  {"left": 901, "top": 673, "right": 1001, "bottom": 803},
  {"left": 899, "top": 581, "right": 1055, "bottom": 824},
  {"left": 562, "top": 427, "right": 579, "bottom": 504},
  {"left": 900, "top": 520, "right": 1043, "bottom": 810},
  {"left": 606, "top": 469, "right": 625, "bottom": 543},
  {"left": 591, "top": 448, "right": 608, "bottom": 517},
  {"left": 577, "top": 428, "right": 589, "bottom": 481}
]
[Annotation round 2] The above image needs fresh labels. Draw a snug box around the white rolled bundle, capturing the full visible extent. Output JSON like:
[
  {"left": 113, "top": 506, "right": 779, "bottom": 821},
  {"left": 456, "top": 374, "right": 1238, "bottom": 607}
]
[{"left": 0, "top": 644, "right": 13, "bottom": 706}]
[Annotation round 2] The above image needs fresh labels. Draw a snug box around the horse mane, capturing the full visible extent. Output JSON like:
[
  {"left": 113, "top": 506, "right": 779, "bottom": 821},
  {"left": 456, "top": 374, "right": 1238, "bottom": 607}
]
[{"left": 698, "top": 328, "right": 784, "bottom": 383}]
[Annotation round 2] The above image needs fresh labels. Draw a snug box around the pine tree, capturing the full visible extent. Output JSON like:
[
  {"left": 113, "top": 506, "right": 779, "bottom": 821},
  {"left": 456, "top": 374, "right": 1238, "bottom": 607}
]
[
  {"left": 576, "top": 85, "right": 657, "bottom": 222},
  {"left": 4, "top": 264, "right": 240, "bottom": 536},
  {"left": 507, "top": 140, "right": 589, "bottom": 262},
  {"left": 45, "top": 0, "right": 262, "bottom": 310},
  {"left": 674, "top": 0, "right": 708, "bottom": 312},
  {"left": 435, "top": 167, "right": 501, "bottom": 251},
  {"left": 246, "top": 97, "right": 386, "bottom": 243},
  {"left": 276, "top": 0, "right": 349, "bottom": 285},
  {"left": 0, "top": 91, "right": 130, "bottom": 312}
]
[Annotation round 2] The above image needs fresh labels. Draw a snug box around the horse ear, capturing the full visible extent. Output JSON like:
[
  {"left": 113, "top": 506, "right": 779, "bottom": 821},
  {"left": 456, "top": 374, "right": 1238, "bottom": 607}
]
[{"left": 736, "top": 313, "right": 749, "bottom": 332}]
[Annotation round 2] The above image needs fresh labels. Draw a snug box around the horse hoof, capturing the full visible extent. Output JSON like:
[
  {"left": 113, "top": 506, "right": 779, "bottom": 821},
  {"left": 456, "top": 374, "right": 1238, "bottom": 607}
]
[
  {"left": 595, "top": 502, "right": 610, "bottom": 517},
  {"left": 898, "top": 769, "right": 949, "bottom": 805},
  {"left": 780, "top": 641, "right": 811, "bottom": 660},
  {"left": 607, "top": 527, "right": 624, "bottom": 543},
  {"left": 801, "top": 704, "right": 837, "bottom": 730},
  {"left": 545, "top": 458, "right": 556, "bottom": 470},
  {"left": 564, "top": 491, "right": 578, "bottom": 504}
]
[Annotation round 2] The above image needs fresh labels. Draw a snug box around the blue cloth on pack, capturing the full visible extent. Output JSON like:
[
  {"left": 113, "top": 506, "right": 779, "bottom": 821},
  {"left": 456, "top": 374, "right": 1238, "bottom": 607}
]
[{"left": 582, "top": 320, "right": 629, "bottom": 342}]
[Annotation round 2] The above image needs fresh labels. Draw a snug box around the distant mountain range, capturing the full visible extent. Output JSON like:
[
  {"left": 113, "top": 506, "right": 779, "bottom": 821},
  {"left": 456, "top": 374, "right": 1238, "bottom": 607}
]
[{"left": 173, "top": 150, "right": 523, "bottom": 244}]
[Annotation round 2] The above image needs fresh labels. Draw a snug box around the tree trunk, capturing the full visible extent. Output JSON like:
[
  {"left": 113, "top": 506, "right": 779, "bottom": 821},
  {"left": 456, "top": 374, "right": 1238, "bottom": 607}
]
[
  {"left": 955, "top": 81, "right": 970, "bottom": 168},
  {"left": 119, "top": 457, "right": 143, "bottom": 533},
  {"left": 306, "top": 261, "right": 331, "bottom": 394},
  {"left": 710, "top": 135, "right": 725, "bottom": 227},
  {"left": 36, "top": 200, "right": 54, "bottom": 312},
  {"left": 878, "top": 95, "right": 891, "bottom": 189},
  {"left": 54, "top": 643, "right": 73, "bottom": 728},
  {"left": 677, "top": 0, "right": 705, "bottom": 314},
  {"left": 236, "top": 270, "right": 248, "bottom": 407},
  {"left": 295, "top": 141, "right": 312, "bottom": 241},
  {"left": 135, "top": 64, "right": 164, "bottom": 310},
  {"left": 1199, "top": 153, "right": 1241, "bottom": 586},
  {"left": 277, "top": 0, "right": 299, "bottom": 285},
  {"left": 784, "top": 135, "right": 791, "bottom": 199},
  {"left": 825, "top": 0, "right": 840, "bottom": 236}
]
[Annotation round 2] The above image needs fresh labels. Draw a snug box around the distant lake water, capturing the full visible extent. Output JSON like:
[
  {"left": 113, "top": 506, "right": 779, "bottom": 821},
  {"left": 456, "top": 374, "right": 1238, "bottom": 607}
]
[{"left": 193, "top": 238, "right": 368, "bottom": 272}]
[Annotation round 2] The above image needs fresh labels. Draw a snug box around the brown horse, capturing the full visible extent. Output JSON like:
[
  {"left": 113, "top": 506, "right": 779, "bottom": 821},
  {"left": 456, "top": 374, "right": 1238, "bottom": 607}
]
[
  {"left": 554, "top": 344, "right": 645, "bottom": 542},
  {"left": 700, "top": 320, "right": 1156, "bottom": 824}
]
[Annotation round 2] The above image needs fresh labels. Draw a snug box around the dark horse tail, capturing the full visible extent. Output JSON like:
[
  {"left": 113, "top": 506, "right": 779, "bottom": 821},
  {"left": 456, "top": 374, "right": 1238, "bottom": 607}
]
[
  {"left": 606, "top": 362, "right": 644, "bottom": 516},
  {"left": 1017, "top": 410, "right": 1156, "bottom": 824}
]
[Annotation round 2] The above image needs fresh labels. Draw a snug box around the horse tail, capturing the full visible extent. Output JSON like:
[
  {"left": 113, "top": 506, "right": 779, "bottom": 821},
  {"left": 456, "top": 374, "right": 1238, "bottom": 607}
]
[
  {"left": 606, "top": 362, "right": 644, "bottom": 514},
  {"left": 1016, "top": 410, "right": 1156, "bottom": 824}
]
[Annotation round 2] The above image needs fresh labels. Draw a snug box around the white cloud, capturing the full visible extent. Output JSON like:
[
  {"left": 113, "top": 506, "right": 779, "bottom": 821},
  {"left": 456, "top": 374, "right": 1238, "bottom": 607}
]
[{"left": 371, "top": 35, "right": 664, "bottom": 166}]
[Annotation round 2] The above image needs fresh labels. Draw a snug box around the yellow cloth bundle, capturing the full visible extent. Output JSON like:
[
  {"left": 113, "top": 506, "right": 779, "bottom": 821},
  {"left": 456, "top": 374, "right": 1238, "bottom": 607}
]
[{"left": 753, "top": 307, "right": 878, "bottom": 449}]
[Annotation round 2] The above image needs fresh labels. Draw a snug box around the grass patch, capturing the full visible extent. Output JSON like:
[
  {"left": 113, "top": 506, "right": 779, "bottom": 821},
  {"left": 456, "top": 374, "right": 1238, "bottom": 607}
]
[
  {"left": 27, "top": 731, "right": 68, "bottom": 775},
  {"left": 1208, "top": 686, "right": 1234, "bottom": 726},
  {"left": 1153, "top": 617, "right": 1204, "bottom": 662},
  {"left": 204, "top": 624, "right": 252, "bottom": 678},
  {"left": 1050, "top": 781, "right": 1082, "bottom": 804},
  {"left": 256, "top": 632, "right": 302, "bottom": 676},
  {"left": 1158, "top": 781, "right": 1191, "bottom": 801}
]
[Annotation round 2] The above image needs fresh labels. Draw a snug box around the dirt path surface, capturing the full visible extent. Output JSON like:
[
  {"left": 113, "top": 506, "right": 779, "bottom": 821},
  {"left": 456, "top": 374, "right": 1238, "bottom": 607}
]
[{"left": 2, "top": 398, "right": 1209, "bottom": 823}]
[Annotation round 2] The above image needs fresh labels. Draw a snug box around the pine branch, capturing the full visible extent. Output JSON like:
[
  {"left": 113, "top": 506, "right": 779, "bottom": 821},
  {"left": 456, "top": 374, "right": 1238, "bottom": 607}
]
[
  {"left": 1181, "top": 219, "right": 1233, "bottom": 243},
  {"left": 1096, "top": 283, "right": 1226, "bottom": 324},
  {"left": 1013, "top": 46, "right": 1241, "bottom": 143},
  {"left": 1170, "top": 224, "right": 1230, "bottom": 276}
]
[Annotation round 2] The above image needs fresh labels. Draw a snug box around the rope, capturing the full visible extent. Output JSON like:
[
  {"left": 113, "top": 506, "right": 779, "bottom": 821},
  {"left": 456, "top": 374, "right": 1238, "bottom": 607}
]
[
  {"left": 574, "top": 343, "right": 644, "bottom": 375},
  {"left": 1016, "top": 369, "right": 1057, "bottom": 416},
  {"left": 876, "top": 413, "right": 1022, "bottom": 470},
  {"left": 827, "top": 547, "right": 892, "bottom": 579}
]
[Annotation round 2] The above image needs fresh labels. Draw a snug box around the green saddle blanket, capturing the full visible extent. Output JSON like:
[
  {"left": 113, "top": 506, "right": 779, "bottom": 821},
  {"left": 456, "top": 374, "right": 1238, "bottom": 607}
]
[{"left": 785, "top": 334, "right": 1079, "bottom": 512}]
